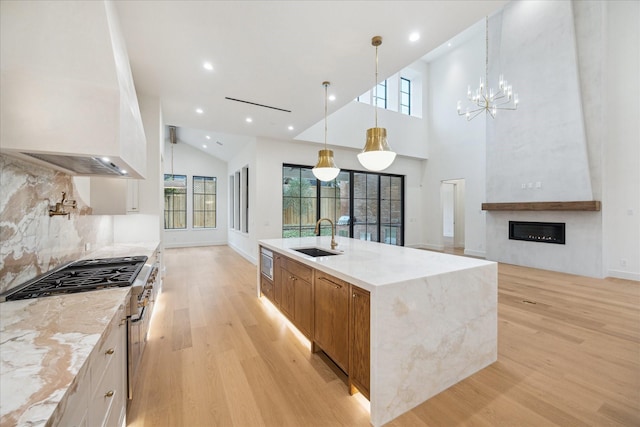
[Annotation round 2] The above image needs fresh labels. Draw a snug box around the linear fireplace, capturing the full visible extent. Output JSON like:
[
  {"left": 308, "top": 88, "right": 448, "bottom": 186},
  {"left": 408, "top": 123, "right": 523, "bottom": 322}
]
[{"left": 509, "top": 221, "right": 566, "bottom": 244}]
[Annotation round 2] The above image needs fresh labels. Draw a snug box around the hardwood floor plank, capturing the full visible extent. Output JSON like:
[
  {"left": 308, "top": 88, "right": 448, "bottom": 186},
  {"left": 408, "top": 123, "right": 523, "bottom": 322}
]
[{"left": 127, "top": 246, "right": 640, "bottom": 427}]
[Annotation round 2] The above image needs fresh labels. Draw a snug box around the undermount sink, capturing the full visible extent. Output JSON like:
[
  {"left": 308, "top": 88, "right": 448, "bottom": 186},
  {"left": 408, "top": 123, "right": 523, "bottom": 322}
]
[{"left": 293, "top": 247, "right": 342, "bottom": 257}]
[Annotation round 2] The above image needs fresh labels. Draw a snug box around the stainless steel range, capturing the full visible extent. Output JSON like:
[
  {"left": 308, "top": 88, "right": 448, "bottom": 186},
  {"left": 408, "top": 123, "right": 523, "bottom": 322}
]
[
  {"left": 0, "top": 256, "right": 148, "bottom": 301},
  {"left": 0, "top": 254, "right": 160, "bottom": 401}
]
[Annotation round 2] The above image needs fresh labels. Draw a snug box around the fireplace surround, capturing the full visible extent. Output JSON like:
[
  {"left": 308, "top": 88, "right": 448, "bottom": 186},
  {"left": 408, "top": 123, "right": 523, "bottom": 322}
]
[{"left": 509, "top": 221, "right": 566, "bottom": 244}]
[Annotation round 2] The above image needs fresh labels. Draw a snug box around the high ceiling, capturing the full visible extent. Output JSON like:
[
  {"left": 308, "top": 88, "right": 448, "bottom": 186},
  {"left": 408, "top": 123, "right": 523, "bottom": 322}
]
[{"left": 114, "top": 0, "right": 509, "bottom": 160}]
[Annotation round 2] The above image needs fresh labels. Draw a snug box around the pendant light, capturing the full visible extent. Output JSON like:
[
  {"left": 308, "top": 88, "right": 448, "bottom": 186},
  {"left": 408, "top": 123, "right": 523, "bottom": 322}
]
[
  {"left": 312, "top": 81, "right": 340, "bottom": 182},
  {"left": 357, "top": 36, "right": 396, "bottom": 172},
  {"left": 164, "top": 126, "right": 186, "bottom": 188}
]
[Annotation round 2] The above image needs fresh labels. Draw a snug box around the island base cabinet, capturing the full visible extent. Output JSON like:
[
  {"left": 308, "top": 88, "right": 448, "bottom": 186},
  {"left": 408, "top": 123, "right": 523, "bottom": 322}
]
[
  {"left": 349, "top": 285, "right": 370, "bottom": 399},
  {"left": 280, "top": 258, "right": 314, "bottom": 339},
  {"left": 313, "top": 272, "right": 350, "bottom": 372}
]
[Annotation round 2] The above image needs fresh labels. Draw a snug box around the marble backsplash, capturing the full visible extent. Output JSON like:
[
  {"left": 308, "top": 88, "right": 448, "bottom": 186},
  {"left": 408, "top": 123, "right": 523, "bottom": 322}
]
[{"left": 0, "top": 154, "right": 114, "bottom": 294}]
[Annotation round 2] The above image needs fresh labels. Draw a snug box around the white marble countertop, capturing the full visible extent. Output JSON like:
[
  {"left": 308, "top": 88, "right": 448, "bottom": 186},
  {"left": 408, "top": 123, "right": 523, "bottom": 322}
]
[
  {"left": 0, "top": 241, "right": 159, "bottom": 426},
  {"left": 259, "top": 236, "right": 494, "bottom": 292}
]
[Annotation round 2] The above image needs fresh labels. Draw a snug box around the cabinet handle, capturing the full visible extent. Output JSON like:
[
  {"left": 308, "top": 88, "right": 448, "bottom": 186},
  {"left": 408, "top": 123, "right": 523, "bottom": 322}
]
[
  {"left": 104, "top": 390, "right": 114, "bottom": 398},
  {"left": 353, "top": 293, "right": 356, "bottom": 298},
  {"left": 319, "top": 276, "right": 342, "bottom": 289},
  {"left": 105, "top": 348, "right": 115, "bottom": 355}
]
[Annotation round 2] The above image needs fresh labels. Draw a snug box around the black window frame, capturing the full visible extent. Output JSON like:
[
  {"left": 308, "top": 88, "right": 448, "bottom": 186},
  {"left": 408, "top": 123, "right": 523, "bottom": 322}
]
[
  {"left": 282, "top": 164, "right": 404, "bottom": 246},
  {"left": 164, "top": 174, "right": 187, "bottom": 230},
  {"left": 192, "top": 175, "right": 217, "bottom": 229},
  {"left": 400, "top": 77, "right": 411, "bottom": 115}
]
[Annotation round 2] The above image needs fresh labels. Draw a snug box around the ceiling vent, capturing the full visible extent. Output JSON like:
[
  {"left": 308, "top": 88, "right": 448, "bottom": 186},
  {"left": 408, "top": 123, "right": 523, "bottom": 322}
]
[{"left": 224, "top": 97, "right": 291, "bottom": 113}]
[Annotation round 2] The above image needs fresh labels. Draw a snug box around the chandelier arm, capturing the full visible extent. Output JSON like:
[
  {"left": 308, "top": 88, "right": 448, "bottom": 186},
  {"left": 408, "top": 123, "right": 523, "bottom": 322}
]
[{"left": 468, "top": 109, "right": 486, "bottom": 121}]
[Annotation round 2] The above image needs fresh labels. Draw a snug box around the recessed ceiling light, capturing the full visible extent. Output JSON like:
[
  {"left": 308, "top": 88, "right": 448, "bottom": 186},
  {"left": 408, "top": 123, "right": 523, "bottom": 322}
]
[
  {"left": 121, "top": 170, "right": 127, "bottom": 175},
  {"left": 203, "top": 62, "right": 213, "bottom": 71},
  {"left": 246, "top": 117, "right": 253, "bottom": 123},
  {"left": 409, "top": 32, "right": 420, "bottom": 42},
  {"left": 205, "top": 135, "right": 211, "bottom": 139},
  {"left": 202, "top": 144, "right": 207, "bottom": 148},
  {"left": 101, "top": 157, "right": 110, "bottom": 162},
  {"left": 288, "top": 125, "right": 294, "bottom": 131},
  {"left": 448, "top": 42, "right": 452, "bottom": 47},
  {"left": 196, "top": 108, "right": 204, "bottom": 114},
  {"left": 329, "top": 95, "right": 336, "bottom": 101}
]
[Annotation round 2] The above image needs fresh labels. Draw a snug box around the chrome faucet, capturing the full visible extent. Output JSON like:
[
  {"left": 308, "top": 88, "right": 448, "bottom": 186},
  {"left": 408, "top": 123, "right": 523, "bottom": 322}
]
[{"left": 315, "top": 217, "right": 338, "bottom": 250}]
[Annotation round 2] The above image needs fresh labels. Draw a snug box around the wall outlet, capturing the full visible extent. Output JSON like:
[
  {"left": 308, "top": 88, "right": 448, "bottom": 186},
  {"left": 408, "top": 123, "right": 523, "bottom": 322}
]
[
  {"left": 621, "top": 258, "right": 627, "bottom": 267},
  {"left": 85, "top": 242, "right": 91, "bottom": 252}
]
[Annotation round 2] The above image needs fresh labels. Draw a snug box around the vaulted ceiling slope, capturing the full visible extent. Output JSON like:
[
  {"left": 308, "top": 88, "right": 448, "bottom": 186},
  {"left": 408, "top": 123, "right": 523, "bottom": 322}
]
[{"left": 115, "top": 1, "right": 508, "bottom": 157}]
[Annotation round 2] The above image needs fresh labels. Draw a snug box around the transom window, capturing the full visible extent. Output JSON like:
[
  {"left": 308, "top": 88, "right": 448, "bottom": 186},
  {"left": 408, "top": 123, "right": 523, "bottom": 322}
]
[
  {"left": 282, "top": 165, "right": 404, "bottom": 246},
  {"left": 400, "top": 77, "right": 411, "bottom": 115}
]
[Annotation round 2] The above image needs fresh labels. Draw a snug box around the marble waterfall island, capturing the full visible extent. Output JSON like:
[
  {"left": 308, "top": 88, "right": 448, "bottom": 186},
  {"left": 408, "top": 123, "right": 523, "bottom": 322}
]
[{"left": 258, "top": 236, "right": 497, "bottom": 427}]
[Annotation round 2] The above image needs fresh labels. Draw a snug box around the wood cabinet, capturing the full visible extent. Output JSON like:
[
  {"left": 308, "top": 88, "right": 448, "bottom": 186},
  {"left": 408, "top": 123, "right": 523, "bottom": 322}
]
[
  {"left": 279, "top": 257, "right": 314, "bottom": 339},
  {"left": 273, "top": 253, "right": 284, "bottom": 306},
  {"left": 349, "top": 285, "right": 370, "bottom": 399},
  {"left": 259, "top": 249, "right": 370, "bottom": 399},
  {"left": 314, "top": 271, "right": 350, "bottom": 372}
]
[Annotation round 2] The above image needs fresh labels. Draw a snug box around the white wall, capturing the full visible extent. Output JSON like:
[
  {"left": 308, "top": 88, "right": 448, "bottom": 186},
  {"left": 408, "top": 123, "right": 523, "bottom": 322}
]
[
  {"left": 162, "top": 139, "right": 228, "bottom": 248},
  {"left": 113, "top": 92, "right": 163, "bottom": 244},
  {"left": 602, "top": 0, "right": 640, "bottom": 280},
  {"left": 295, "top": 61, "right": 429, "bottom": 160},
  {"left": 227, "top": 136, "right": 424, "bottom": 264},
  {"left": 227, "top": 139, "right": 257, "bottom": 262},
  {"left": 423, "top": 23, "right": 487, "bottom": 257}
]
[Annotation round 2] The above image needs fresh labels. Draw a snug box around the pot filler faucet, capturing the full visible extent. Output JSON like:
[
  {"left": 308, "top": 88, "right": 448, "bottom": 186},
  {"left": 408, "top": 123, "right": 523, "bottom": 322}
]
[{"left": 315, "top": 218, "right": 338, "bottom": 250}]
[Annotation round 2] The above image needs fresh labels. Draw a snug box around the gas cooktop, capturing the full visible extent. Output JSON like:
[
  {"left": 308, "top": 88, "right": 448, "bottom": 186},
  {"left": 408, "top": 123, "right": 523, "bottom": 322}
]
[{"left": 1, "top": 256, "right": 148, "bottom": 301}]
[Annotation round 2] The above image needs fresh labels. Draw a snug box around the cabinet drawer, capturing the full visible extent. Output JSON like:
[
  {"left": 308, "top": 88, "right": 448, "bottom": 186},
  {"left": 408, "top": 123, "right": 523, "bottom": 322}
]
[
  {"left": 90, "top": 307, "right": 125, "bottom": 392},
  {"left": 282, "top": 258, "right": 313, "bottom": 282},
  {"left": 261, "top": 276, "right": 274, "bottom": 301}
]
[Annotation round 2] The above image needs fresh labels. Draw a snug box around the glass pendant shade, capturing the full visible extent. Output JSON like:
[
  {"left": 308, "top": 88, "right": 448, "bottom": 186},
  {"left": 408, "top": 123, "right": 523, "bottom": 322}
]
[
  {"left": 312, "top": 149, "right": 340, "bottom": 181},
  {"left": 357, "top": 127, "right": 396, "bottom": 171}
]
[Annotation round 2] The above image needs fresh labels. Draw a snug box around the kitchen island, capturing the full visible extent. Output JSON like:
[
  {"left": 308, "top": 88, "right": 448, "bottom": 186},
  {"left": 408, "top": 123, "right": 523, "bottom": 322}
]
[
  {"left": 258, "top": 236, "right": 497, "bottom": 427},
  {"left": 0, "top": 241, "right": 159, "bottom": 426}
]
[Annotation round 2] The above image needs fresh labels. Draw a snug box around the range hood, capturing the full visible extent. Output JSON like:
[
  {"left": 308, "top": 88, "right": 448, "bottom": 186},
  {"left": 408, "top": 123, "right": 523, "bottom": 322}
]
[{"left": 0, "top": 0, "right": 146, "bottom": 179}]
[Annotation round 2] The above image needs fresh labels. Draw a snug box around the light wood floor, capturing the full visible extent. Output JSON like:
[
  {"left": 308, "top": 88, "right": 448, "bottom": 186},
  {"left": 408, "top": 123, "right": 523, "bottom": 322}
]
[{"left": 127, "top": 246, "right": 640, "bottom": 427}]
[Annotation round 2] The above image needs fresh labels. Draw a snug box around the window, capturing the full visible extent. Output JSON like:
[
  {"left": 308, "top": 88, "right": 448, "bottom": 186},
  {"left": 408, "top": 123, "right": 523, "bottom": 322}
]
[
  {"left": 282, "top": 165, "right": 404, "bottom": 246},
  {"left": 229, "top": 166, "right": 249, "bottom": 233},
  {"left": 193, "top": 176, "right": 216, "bottom": 228},
  {"left": 400, "top": 77, "right": 411, "bottom": 115},
  {"left": 164, "top": 174, "right": 187, "bottom": 229},
  {"left": 374, "top": 79, "right": 387, "bottom": 109}
]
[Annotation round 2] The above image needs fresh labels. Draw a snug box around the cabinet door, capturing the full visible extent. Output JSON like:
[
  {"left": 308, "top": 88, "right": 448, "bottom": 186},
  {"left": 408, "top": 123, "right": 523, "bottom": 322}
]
[
  {"left": 349, "top": 286, "right": 370, "bottom": 399},
  {"left": 294, "top": 277, "right": 313, "bottom": 339},
  {"left": 314, "top": 273, "right": 349, "bottom": 371},
  {"left": 280, "top": 268, "right": 296, "bottom": 320},
  {"left": 273, "top": 254, "right": 283, "bottom": 306}
]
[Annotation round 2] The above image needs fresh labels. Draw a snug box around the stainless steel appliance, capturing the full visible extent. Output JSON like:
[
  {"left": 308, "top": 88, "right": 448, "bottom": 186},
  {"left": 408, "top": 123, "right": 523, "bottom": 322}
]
[
  {"left": 0, "top": 256, "right": 147, "bottom": 301},
  {"left": 260, "top": 247, "right": 273, "bottom": 280},
  {"left": 127, "top": 256, "right": 159, "bottom": 399}
]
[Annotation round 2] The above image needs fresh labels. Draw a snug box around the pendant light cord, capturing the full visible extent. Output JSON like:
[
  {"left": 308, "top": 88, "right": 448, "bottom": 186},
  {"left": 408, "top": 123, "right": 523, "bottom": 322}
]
[
  {"left": 324, "top": 82, "right": 328, "bottom": 149},
  {"left": 374, "top": 43, "right": 379, "bottom": 128}
]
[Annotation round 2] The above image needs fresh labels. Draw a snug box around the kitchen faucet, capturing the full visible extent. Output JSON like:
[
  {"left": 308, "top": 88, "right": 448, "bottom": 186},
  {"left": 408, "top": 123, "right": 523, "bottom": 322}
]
[{"left": 315, "top": 218, "right": 338, "bottom": 250}]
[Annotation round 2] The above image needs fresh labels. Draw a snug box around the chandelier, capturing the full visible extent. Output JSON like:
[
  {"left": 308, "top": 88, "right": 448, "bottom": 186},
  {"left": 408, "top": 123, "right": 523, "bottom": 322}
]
[{"left": 457, "top": 16, "right": 519, "bottom": 121}]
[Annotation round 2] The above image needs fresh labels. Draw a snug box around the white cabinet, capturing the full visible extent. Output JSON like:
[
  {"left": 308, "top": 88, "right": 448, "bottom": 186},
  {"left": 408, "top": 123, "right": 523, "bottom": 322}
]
[
  {"left": 90, "top": 178, "right": 139, "bottom": 215},
  {"left": 55, "top": 303, "right": 127, "bottom": 427},
  {"left": 0, "top": 0, "right": 146, "bottom": 178}
]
